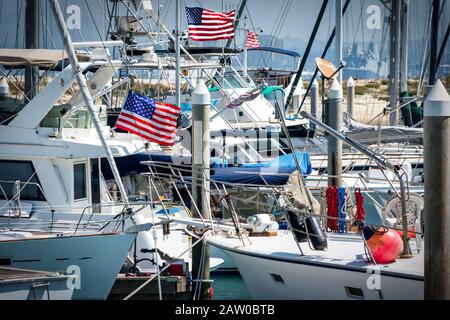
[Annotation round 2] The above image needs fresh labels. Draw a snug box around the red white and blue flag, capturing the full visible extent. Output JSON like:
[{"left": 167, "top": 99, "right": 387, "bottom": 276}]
[
  {"left": 185, "top": 7, "right": 236, "bottom": 41},
  {"left": 115, "top": 91, "right": 180, "bottom": 146},
  {"left": 246, "top": 31, "right": 260, "bottom": 48}
]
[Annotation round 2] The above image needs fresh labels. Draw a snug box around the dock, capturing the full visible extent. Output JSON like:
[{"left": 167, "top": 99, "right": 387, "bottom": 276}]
[{"left": 108, "top": 274, "right": 191, "bottom": 300}]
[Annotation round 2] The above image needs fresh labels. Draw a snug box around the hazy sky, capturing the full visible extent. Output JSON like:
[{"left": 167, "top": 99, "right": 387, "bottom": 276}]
[
  {"left": 0, "top": 0, "right": 448, "bottom": 74},
  {"left": 0, "top": 0, "right": 444, "bottom": 44}
]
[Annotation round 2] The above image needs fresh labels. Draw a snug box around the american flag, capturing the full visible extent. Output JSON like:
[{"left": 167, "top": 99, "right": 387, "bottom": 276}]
[
  {"left": 115, "top": 91, "right": 181, "bottom": 146},
  {"left": 185, "top": 7, "right": 236, "bottom": 41},
  {"left": 246, "top": 31, "right": 260, "bottom": 48}
]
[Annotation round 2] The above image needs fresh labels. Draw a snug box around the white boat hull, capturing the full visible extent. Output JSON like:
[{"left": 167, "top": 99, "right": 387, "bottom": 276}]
[
  {"left": 0, "top": 232, "right": 136, "bottom": 299},
  {"left": 209, "top": 236, "right": 423, "bottom": 300}
]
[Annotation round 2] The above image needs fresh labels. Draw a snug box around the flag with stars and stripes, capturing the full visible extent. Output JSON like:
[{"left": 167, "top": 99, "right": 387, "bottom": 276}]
[
  {"left": 115, "top": 91, "right": 181, "bottom": 146},
  {"left": 246, "top": 31, "right": 260, "bottom": 48},
  {"left": 185, "top": 7, "right": 236, "bottom": 41}
]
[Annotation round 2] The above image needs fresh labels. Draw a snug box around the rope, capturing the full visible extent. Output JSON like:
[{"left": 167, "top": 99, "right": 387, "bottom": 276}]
[
  {"left": 354, "top": 187, "right": 366, "bottom": 222},
  {"left": 338, "top": 187, "right": 347, "bottom": 233},
  {"left": 325, "top": 186, "right": 339, "bottom": 231}
]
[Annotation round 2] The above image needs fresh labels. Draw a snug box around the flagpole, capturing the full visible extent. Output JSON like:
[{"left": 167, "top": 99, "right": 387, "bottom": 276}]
[
  {"left": 175, "top": 0, "right": 181, "bottom": 109},
  {"left": 243, "top": 18, "right": 248, "bottom": 80}
]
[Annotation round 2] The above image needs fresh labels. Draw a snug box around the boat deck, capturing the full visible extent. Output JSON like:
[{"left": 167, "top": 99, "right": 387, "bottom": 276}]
[{"left": 208, "top": 230, "right": 424, "bottom": 278}]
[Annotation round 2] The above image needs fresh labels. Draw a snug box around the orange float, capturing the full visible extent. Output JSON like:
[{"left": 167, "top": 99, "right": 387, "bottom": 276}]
[{"left": 364, "top": 227, "right": 404, "bottom": 264}]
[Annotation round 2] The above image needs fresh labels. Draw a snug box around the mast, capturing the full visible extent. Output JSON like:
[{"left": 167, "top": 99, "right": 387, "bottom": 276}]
[
  {"left": 49, "top": 0, "right": 130, "bottom": 207},
  {"left": 335, "top": 0, "right": 343, "bottom": 84},
  {"left": 285, "top": 0, "right": 329, "bottom": 112},
  {"left": 25, "top": 0, "right": 39, "bottom": 100},
  {"left": 175, "top": 0, "right": 181, "bottom": 109},
  {"left": 225, "top": 0, "right": 248, "bottom": 48},
  {"left": 400, "top": 0, "right": 409, "bottom": 94},
  {"left": 295, "top": 0, "right": 352, "bottom": 115},
  {"left": 243, "top": 19, "right": 248, "bottom": 79},
  {"left": 429, "top": 0, "right": 440, "bottom": 86},
  {"left": 436, "top": 20, "right": 450, "bottom": 70},
  {"left": 388, "top": 0, "right": 401, "bottom": 126}
]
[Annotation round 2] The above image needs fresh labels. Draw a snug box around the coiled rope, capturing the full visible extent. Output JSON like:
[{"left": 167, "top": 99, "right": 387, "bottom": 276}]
[
  {"left": 338, "top": 187, "right": 347, "bottom": 233},
  {"left": 354, "top": 188, "right": 367, "bottom": 223},
  {"left": 326, "top": 186, "right": 339, "bottom": 231}
]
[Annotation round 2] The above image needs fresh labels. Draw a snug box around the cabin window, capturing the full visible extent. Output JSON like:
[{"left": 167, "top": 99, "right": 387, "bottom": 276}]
[
  {"left": 0, "top": 160, "right": 45, "bottom": 201},
  {"left": 213, "top": 72, "right": 246, "bottom": 90},
  {"left": 74, "top": 162, "right": 87, "bottom": 200}
]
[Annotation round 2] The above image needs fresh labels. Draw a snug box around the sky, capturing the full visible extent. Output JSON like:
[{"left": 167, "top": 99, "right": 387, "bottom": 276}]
[
  {"left": 0, "top": 0, "right": 443, "bottom": 44},
  {"left": 0, "top": 0, "right": 448, "bottom": 76}
]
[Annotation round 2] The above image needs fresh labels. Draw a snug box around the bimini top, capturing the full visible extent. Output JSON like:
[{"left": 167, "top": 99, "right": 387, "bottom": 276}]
[
  {"left": 247, "top": 47, "right": 300, "bottom": 58},
  {"left": 0, "top": 49, "right": 68, "bottom": 68},
  {"left": 157, "top": 46, "right": 242, "bottom": 56}
]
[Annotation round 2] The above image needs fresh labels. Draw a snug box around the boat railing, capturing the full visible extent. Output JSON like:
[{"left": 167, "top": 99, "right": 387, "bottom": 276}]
[
  {"left": 0, "top": 185, "right": 157, "bottom": 235},
  {"left": 139, "top": 161, "right": 416, "bottom": 225},
  {"left": 73, "top": 200, "right": 160, "bottom": 235},
  {"left": 0, "top": 180, "right": 53, "bottom": 216},
  {"left": 139, "top": 159, "right": 423, "bottom": 259}
]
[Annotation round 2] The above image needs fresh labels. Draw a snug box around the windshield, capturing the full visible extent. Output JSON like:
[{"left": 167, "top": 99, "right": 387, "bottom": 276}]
[{"left": 212, "top": 71, "right": 247, "bottom": 90}]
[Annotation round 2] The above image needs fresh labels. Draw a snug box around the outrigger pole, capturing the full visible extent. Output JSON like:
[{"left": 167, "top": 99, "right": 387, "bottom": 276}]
[{"left": 49, "top": 0, "right": 130, "bottom": 207}]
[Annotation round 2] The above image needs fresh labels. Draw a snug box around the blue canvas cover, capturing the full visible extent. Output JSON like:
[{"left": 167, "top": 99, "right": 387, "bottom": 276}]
[{"left": 102, "top": 151, "right": 311, "bottom": 187}]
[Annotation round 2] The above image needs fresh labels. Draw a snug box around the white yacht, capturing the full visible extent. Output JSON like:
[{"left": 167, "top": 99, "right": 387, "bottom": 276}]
[
  {"left": 0, "top": 47, "right": 220, "bottom": 279},
  {"left": 207, "top": 231, "right": 423, "bottom": 300},
  {"left": 0, "top": 226, "right": 146, "bottom": 300}
]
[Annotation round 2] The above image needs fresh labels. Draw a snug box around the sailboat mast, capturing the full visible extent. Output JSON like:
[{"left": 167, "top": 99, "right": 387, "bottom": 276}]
[
  {"left": 429, "top": 0, "right": 440, "bottom": 86},
  {"left": 25, "top": 0, "right": 39, "bottom": 100},
  {"left": 243, "top": 19, "right": 248, "bottom": 79},
  {"left": 400, "top": 0, "right": 409, "bottom": 94},
  {"left": 436, "top": 20, "right": 450, "bottom": 70},
  {"left": 335, "top": 0, "right": 343, "bottom": 84},
  {"left": 388, "top": 0, "right": 401, "bottom": 126},
  {"left": 285, "top": 0, "right": 329, "bottom": 112},
  {"left": 175, "top": 0, "right": 181, "bottom": 109},
  {"left": 225, "top": 0, "right": 248, "bottom": 48}
]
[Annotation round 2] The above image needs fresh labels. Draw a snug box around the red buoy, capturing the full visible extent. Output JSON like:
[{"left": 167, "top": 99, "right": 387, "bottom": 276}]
[
  {"left": 209, "top": 286, "right": 214, "bottom": 299},
  {"left": 364, "top": 227, "right": 404, "bottom": 264}
]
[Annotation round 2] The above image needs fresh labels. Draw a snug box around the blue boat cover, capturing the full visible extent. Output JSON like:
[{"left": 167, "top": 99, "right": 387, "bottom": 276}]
[
  {"left": 102, "top": 151, "right": 311, "bottom": 186},
  {"left": 212, "top": 151, "right": 311, "bottom": 186}
]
